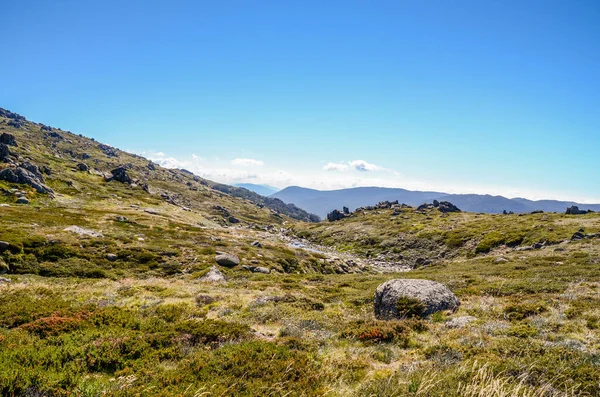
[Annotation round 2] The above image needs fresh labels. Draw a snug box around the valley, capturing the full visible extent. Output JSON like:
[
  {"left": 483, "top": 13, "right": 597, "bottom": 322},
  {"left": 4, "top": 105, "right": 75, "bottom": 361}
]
[{"left": 0, "top": 109, "right": 599, "bottom": 396}]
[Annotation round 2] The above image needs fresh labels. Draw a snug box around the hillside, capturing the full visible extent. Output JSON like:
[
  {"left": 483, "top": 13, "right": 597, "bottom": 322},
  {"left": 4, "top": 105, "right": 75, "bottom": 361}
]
[
  {"left": 272, "top": 185, "right": 600, "bottom": 218},
  {"left": 0, "top": 108, "right": 599, "bottom": 396}
]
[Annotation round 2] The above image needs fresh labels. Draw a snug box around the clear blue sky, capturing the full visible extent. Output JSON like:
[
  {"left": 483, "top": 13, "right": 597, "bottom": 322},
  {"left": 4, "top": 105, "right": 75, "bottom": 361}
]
[{"left": 2, "top": 0, "right": 599, "bottom": 201}]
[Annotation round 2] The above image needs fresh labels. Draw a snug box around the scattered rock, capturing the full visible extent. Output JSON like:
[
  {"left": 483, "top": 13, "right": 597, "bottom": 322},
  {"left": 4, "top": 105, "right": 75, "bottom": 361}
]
[
  {"left": 242, "top": 265, "right": 270, "bottom": 274},
  {"left": 0, "top": 133, "right": 17, "bottom": 146},
  {"left": 251, "top": 241, "right": 263, "bottom": 248},
  {"left": 571, "top": 231, "right": 585, "bottom": 241},
  {"left": 0, "top": 241, "right": 9, "bottom": 252},
  {"left": 374, "top": 279, "right": 460, "bottom": 320},
  {"left": 515, "top": 246, "right": 533, "bottom": 251},
  {"left": 228, "top": 216, "right": 240, "bottom": 224},
  {"left": 0, "top": 277, "right": 11, "bottom": 283},
  {"left": 215, "top": 253, "right": 240, "bottom": 267},
  {"left": 47, "top": 131, "right": 64, "bottom": 140},
  {"left": 16, "top": 197, "right": 29, "bottom": 204},
  {"left": 445, "top": 316, "right": 477, "bottom": 329},
  {"left": 115, "top": 216, "right": 128, "bottom": 222},
  {"left": 199, "top": 266, "right": 226, "bottom": 283},
  {"left": 77, "top": 163, "right": 89, "bottom": 172},
  {"left": 106, "top": 253, "right": 118, "bottom": 262},
  {"left": 495, "top": 257, "right": 509, "bottom": 263},
  {"left": 64, "top": 226, "right": 104, "bottom": 238},
  {"left": 7, "top": 120, "right": 23, "bottom": 128}
]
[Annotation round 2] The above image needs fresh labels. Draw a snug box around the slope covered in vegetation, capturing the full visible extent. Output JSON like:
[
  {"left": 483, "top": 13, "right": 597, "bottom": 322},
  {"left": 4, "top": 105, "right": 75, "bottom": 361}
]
[{"left": 0, "top": 108, "right": 599, "bottom": 396}]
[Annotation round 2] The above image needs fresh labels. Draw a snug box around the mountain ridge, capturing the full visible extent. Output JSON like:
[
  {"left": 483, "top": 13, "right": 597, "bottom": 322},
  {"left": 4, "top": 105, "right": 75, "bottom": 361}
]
[{"left": 271, "top": 185, "right": 600, "bottom": 218}]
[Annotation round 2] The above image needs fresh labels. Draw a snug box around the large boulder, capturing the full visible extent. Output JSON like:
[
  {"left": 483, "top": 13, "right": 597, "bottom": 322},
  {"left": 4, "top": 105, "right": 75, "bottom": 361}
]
[
  {"left": 215, "top": 253, "right": 240, "bottom": 267},
  {"left": 108, "top": 166, "right": 132, "bottom": 184},
  {"left": 0, "top": 133, "right": 17, "bottom": 146},
  {"left": 374, "top": 279, "right": 460, "bottom": 320},
  {"left": 0, "top": 167, "right": 54, "bottom": 196}
]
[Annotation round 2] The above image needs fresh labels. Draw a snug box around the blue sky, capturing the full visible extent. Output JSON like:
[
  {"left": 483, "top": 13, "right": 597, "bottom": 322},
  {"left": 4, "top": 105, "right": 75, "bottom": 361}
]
[{"left": 2, "top": 0, "right": 599, "bottom": 201}]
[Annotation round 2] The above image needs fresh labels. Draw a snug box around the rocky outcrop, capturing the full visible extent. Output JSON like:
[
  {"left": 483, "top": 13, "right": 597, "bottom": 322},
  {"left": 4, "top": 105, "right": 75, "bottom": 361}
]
[
  {"left": 438, "top": 201, "right": 461, "bottom": 213},
  {"left": 566, "top": 206, "right": 591, "bottom": 215},
  {"left": 327, "top": 209, "right": 346, "bottom": 222},
  {"left": 215, "top": 253, "right": 240, "bottom": 267},
  {"left": 7, "top": 120, "right": 23, "bottom": 128},
  {"left": 98, "top": 144, "right": 118, "bottom": 158},
  {"left": 47, "top": 131, "right": 64, "bottom": 140},
  {"left": 107, "top": 166, "right": 132, "bottom": 184},
  {"left": 0, "top": 166, "right": 54, "bottom": 196},
  {"left": 0, "top": 108, "right": 25, "bottom": 121},
  {"left": 0, "top": 133, "right": 17, "bottom": 146},
  {"left": 417, "top": 201, "right": 461, "bottom": 213},
  {"left": 20, "top": 162, "right": 45, "bottom": 180},
  {"left": 374, "top": 279, "right": 460, "bottom": 320},
  {"left": 77, "top": 163, "right": 89, "bottom": 172},
  {"left": 0, "top": 143, "right": 11, "bottom": 162}
]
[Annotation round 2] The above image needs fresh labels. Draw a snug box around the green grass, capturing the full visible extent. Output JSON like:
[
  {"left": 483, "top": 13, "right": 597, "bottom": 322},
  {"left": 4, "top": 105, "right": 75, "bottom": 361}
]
[{"left": 1, "top": 115, "right": 600, "bottom": 396}]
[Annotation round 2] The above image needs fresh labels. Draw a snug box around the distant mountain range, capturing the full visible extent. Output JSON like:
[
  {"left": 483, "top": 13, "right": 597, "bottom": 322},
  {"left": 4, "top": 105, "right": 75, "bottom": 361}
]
[
  {"left": 270, "top": 186, "right": 600, "bottom": 218},
  {"left": 233, "top": 183, "right": 280, "bottom": 196}
]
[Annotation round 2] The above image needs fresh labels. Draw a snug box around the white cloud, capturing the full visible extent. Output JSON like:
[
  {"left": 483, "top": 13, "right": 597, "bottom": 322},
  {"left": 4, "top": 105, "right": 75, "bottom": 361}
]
[
  {"left": 323, "top": 162, "right": 349, "bottom": 171},
  {"left": 348, "top": 160, "right": 381, "bottom": 172},
  {"left": 231, "top": 158, "right": 264, "bottom": 167}
]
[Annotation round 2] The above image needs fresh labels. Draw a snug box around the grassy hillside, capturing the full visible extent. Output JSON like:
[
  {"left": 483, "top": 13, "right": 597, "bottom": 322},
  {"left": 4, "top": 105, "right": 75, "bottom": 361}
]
[
  {"left": 0, "top": 109, "right": 599, "bottom": 396},
  {"left": 292, "top": 203, "right": 600, "bottom": 267}
]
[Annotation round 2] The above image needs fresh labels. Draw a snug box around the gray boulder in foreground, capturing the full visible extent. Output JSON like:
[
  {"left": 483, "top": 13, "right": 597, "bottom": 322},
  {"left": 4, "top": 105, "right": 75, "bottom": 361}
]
[
  {"left": 215, "top": 253, "right": 240, "bottom": 267},
  {"left": 374, "top": 279, "right": 460, "bottom": 320}
]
